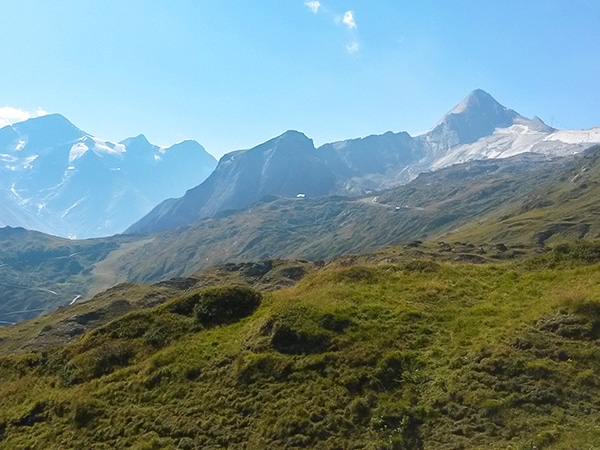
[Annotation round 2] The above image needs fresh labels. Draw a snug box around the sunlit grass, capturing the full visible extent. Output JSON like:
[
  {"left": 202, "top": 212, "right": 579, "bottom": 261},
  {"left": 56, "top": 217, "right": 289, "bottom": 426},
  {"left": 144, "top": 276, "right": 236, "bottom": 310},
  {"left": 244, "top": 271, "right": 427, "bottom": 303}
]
[{"left": 1, "top": 244, "right": 600, "bottom": 448}]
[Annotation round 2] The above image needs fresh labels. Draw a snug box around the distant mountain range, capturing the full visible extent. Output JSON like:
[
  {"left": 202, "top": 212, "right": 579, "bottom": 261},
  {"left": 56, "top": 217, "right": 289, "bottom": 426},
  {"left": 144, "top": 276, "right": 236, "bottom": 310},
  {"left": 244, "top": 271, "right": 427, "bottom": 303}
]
[
  {"left": 3, "top": 89, "right": 599, "bottom": 239},
  {"left": 4, "top": 141, "right": 600, "bottom": 323},
  {"left": 128, "top": 89, "right": 600, "bottom": 234},
  {"left": 0, "top": 114, "right": 217, "bottom": 238}
]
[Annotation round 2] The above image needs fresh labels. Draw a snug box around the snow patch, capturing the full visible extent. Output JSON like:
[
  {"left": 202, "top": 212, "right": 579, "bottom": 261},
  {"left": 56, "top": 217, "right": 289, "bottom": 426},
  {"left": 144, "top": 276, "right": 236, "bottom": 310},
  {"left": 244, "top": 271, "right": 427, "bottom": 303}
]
[
  {"left": 91, "top": 138, "right": 126, "bottom": 157},
  {"left": 429, "top": 123, "right": 600, "bottom": 171},
  {"left": 69, "top": 142, "right": 89, "bottom": 163},
  {"left": 332, "top": 141, "right": 349, "bottom": 150},
  {"left": 21, "top": 155, "right": 38, "bottom": 169},
  {"left": 449, "top": 100, "right": 468, "bottom": 115},
  {"left": 61, "top": 198, "right": 84, "bottom": 218},
  {"left": 431, "top": 124, "right": 551, "bottom": 169},
  {"left": 544, "top": 127, "right": 600, "bottom": 144},
  {"left": 498, "top": 124, "right": 539, "bottom": 135},
  {"left": 0, "top": 154, "right": 16, "bottom": 163},
  {"left": 0, "top": 154, "right": 37, "bottom": 170}
]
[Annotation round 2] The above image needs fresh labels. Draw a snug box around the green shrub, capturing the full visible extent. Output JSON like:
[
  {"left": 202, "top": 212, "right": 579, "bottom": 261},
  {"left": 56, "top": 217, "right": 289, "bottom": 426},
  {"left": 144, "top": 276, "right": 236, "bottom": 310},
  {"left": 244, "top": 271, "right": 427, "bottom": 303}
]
[
  {"left": 0, "top": 353, "right": 43, "bottom": 379},
  {"left": 106, "top": 313, "right": 153, "bottom": 339},
  {"left": 194, "top": 286, "right": 262, "bottom": 326},
  {"left": 346, "top": 396, "right": 374, "bottom": 425},
  {"left": 142, "top": 325, "right": 171, "bottom": 349},
  {"left": 270, "top": 324, "right": 331, "bottom": 355},
  {"left": 332, "top": 266, "right": 379, "bottom": 283},
  {"left": 233, "top": 353, "right": 292, "bottom": 384},
  {"left": 71, "top": 340, "right": 135, "bottom": 382},
  {"left": 76, "top": 312, "right": 153, "bottom": 352},
  {"left": 71, "top": 401, "right": 103, "bottom": 428},
  {"left": 551, "top": 240, "right": 600, "bottom": 265},
  {"left": 319, "top": 312, "right": 352, "bottom": 333},
  {"left": 373, "top": 352, "right": 404, "bottom": 391},
  {"left": 161, "top": 285, "right": 262, "bottom": 326},
  {"left": 164, "top": 292, "right": 204, "bottom": 316},
  {"left": 370, "top": 407, "right": 424, "bottom": 449}
]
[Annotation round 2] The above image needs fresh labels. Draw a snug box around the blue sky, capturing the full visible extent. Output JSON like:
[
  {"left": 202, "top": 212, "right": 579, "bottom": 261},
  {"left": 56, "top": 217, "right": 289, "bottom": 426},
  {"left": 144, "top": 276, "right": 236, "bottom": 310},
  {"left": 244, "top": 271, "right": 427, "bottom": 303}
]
[{"left": 1, "top": 1, "right": 599, "bottom": 158}]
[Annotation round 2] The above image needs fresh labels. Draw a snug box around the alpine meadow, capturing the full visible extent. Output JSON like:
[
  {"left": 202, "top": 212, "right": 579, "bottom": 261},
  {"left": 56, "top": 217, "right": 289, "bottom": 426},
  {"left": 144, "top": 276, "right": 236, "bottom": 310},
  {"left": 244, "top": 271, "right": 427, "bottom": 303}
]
[{"left": 1, "top": 2, "right": 600, "bottom": 449}]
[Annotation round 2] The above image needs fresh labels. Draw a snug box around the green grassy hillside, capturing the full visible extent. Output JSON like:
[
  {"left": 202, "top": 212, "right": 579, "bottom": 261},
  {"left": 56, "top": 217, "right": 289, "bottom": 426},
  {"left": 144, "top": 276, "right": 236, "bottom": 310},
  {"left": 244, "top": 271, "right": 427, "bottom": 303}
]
[
  {"left": 2, "top": 147, "right": 599, "bottom": 324},
  {"left": 117, "top": 153, "right": 569, "bottom": 284},
  {"left": 446, "top": 145, "right": 600, "bottom": 245},
  {"left": 1, "top": 242, "right": 599, "bottom": 448},
  {"left": 0, "top": 258, "right": 317, "bottom": 354},
  {"left": 0, "top": 227, "right": 125, "bottom": 323}
]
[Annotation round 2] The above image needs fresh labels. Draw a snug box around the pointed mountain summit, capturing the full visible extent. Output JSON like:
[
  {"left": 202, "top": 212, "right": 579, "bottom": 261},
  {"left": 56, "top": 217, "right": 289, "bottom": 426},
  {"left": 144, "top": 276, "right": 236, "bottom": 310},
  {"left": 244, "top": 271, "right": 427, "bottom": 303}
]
[
  {"left": 0, "top": 114, "right": 86, "bottom": 163},
  {"left": 120, "top": 134, "right": 155, "bottom": 154},
  {"left": 527, "top": 115, "right": 555, "bottom": 133},
  {"left": 162, "top": 140, "right": 216, "bottom": 165},
  {"left": 427, "top": 89, "right": 520, "bottom": 149},
  {"left": 119, "top": 134, "right": 159, "bottom": 164},
  {"left": 8, "top": 114, "right": 86, "bottom": 152},
  {"left": 11, "top": 112, "right": 83, "bottom": 135},
  {"left": 447, "top": 89, "right": 511, "bottom": 116},
  {"left": 120, "top": 133, "right": 152, "bottom": 147}
]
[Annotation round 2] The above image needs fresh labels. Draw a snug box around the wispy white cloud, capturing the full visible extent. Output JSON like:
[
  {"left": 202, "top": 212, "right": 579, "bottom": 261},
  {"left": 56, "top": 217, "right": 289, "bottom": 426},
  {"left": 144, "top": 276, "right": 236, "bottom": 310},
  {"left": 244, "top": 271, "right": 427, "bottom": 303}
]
[
  {"left": 342, "top": 10, "right": 356, "bottom": 29},
  {"left": 307, "top": 3, "right": 360, "bottom": 55},
  {"left": 0, "top": 106, "right": 47, "bottom": 128},
  {"left": 304, "top": 1, "right": 321, "bottom": 14},
  {"left": 346, "top": 41, "right": 360, "bottom": 54}
]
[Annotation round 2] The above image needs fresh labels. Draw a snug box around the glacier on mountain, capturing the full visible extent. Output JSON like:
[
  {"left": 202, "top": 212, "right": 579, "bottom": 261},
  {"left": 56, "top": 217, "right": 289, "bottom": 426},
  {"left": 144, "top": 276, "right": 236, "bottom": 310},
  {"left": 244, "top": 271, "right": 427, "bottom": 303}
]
[{"left": 0, "top": 114, "right": 217, "bottom": 238}]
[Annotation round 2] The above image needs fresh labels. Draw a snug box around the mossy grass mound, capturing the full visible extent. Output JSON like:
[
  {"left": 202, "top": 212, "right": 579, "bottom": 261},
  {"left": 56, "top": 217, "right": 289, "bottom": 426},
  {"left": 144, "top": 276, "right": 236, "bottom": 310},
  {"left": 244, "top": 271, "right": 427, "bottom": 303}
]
[{"left": 1, "top": 249, "right": 600, "bottom": 448}]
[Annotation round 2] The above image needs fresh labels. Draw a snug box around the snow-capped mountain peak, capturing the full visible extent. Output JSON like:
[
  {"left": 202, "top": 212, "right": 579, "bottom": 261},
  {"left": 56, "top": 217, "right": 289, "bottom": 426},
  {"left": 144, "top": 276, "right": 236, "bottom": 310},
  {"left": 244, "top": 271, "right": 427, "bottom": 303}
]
[
  {"left": 446, "top": 89, "right": 510, "bottom": 115},
  {"left": 429, "top": 89, "right": 520, "bottom": 147},
  {"left": 0, "top": 115, "right": 217, "bottom": 238}
]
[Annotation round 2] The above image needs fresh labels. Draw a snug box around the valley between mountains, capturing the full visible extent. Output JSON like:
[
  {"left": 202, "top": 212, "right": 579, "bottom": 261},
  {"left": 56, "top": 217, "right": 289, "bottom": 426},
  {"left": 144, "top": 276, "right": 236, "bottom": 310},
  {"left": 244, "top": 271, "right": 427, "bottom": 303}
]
[
  {"left": 2, "top": 90, "right": 600, "bottom": 448},
  {"left": 2, "top": 89, "right": 600, "bottom": 323}
]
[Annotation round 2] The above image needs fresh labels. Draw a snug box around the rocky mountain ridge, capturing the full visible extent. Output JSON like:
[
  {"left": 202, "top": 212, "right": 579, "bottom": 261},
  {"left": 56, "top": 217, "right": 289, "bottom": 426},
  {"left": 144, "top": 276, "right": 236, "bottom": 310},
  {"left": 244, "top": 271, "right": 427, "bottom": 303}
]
[
  {"left": 0, "top": 114, "right": 217, "bottom": 238},
  {"left": 128, "top": 89, "right": 600, "bottom": 234},
  {"left": 3, "top": 143, "right": 600, "bottom": 324}
]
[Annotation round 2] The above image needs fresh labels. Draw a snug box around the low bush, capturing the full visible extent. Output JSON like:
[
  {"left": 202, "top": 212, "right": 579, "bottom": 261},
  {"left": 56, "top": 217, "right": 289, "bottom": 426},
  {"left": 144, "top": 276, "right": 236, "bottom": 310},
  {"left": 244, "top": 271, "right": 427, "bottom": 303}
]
[
  {"left": 270, "top": 324, "right": 331, "bottom": 355},
  {"left": 552, "top": 240, "right": 600, "bottom": 264},
  {"left": 68, "top": 340, "right": 135, "bottom": 382},
  {"left": 194, "top": 286, "right": 262, "bottom": 326},
  {"left": 162, "top": 286, "right": 262, "bottom": 325}
]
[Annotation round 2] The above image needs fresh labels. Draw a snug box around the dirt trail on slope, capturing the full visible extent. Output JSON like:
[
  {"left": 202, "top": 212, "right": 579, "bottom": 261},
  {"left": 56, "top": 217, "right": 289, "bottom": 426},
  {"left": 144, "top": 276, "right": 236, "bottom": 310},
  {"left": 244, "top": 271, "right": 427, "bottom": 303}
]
[
  {"left": 356, "top": 196, "right": 424, "bottom": 211},
  {"left": 87, "top": 238, "right": 155, "bottom": 297},
  {"left": 356, "top": 196, "right": 394, "bottom": 208}
]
